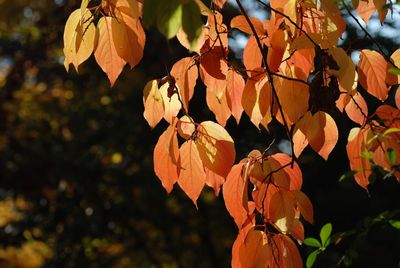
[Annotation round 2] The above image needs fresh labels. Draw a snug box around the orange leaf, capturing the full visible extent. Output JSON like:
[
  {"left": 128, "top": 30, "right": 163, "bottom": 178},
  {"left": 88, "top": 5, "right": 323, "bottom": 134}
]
[
  {"left": 226, "top": 69, "right": 245, "bottom": 124},
  {"left": 230, "top": 15, "right": 264, "bottom": 36},
  {"left": 329, "top": 47, "right": 356, "bottom": 93},
  {"left": 373, "top": 0, "right": 388, "bottom": 22},
  {"left": 267, "top": 30, "right": 286, "bottom": 72},
  {"left": 153, "top": 122, "right": 179, "bottom": 193},
  {"left": 294, "top": 190, "right": 314, "bottom": 224},
  {"left": 206, "top": 86, "right": 231, "bottom": 127},
  {"left": 272, "top": 234, "right": 303, "bottom": 268},
  {"left": 396, "top": 87, "right": 400, "bottom": 109},
  {"left": 270, "top": 153, "right": 303, "bottom": 190},
  {"left": 292, "top": 112, "right": 312, "bottom": 158},
  {"left": 307, "top": 111, "right": 338, "bottom": 160},
  {"left": 355, "top": 0, "right": 375, "bottom": 25},
  {"left": 196, "top": 121, "right": 235, "bottom": 177},
  {"left": 345, "top": 92, "right": 368, "bottom": 126},
  {"left": 223, "top": 163, "right": 248, "bottom": 227},
  {"left": 269, "top": 189, "right": 296, "bottom": 233},
  {"left": 238, "top": 229, "right": 272, "bottom": 268},
  {"left": 178, "top": 140, "right": 206, "bottom": 207},
  {"left": 143, "top": 80, "right": 164, "bottom": 128},
  {"left": 288, "top": 48, "right": 315, "bottom": 77},
  {"left": 200, "top": 39, "right": 227, "bottom": 80},
  {"left": 243, "top": 36, "right": 263, "bottom": 72},
  {"left": 171, "top": 57, "right": 198, "bottom": 112},
  {"left": 346, "top": 127, "right": 371, "bottom": 190},
  {"left": 375, "top": 104, "right": 400, "bottom": 129},
  {"left": 205, "top": 167, "right": 225, "bottom": 196},
  {"left": 276, "top": 69, "right": 309, "bottom": 125},
  {"left": 94, "top": 17, "right": 127, "bottom": 86},
  {"left": 241, "top": 74, "right": 272, "bottom": 128},
  {"left": 177, "top": 115, "right": 195, "bottom": 140},
  {"left": 358, "top": 49, "right": 389, "bottom": 101}
]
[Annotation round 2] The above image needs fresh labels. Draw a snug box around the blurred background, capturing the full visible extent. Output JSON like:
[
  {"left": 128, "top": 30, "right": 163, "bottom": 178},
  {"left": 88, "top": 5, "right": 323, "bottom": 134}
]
[{"left": 0, "top": 0, "right": 399, "bottom": 267}]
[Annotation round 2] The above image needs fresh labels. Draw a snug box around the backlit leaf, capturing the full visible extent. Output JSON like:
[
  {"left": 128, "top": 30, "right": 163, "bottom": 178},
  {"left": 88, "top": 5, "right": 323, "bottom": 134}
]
[
  {"left": 223, "top": 163, "right": 248, "bottom": 227},
  {"left": 197, "top": 121, "right": 235, "bottom": 177},
  {"left": 154, "top": 122, "right": 179, "bottom": 193},
  {"left": 94, "top": 17, "right": 126, "bottom": 86},
  {"left": 178, "top": 140, "right": 206, "bottom": 207},
  {"left": 171, "top": 57, "right": 198, "bottom": 112},
  {"left": 226, "top": 69, "right": 245, "bottom": 124},
  {"left": 143, "top": 80, "right": 164, "bottom": 128},
  {"left": 358, "top": 49, "right": 389, "bottom": 101},
  {"left": 64, "top": 9, "right": 96, "bottom": 72},
  {"left": 307, "top": 111, "right": 338, "bottom": 160},
  {"left": 230, "top": 15, "right": 264, "bottom": 36}
]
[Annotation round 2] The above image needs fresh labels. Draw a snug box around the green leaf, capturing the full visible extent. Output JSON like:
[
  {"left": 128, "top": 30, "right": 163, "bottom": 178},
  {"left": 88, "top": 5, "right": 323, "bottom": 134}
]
[
  {"left": 339, "top": 169, "right": 361, "bottom": 182},
  {"left": 182, "top": 2, "right": 204, "bottom": 49},
  {"left": 360, "top": 151, "right": 373, "bottom": 160},
  {"left": 389, "top": 220, "right": 400, "bottom": 231},
  {"left": 306, "top": 250, "right": 319, "bottom": 268},
  {"left": 387, "top": 148, "right": 396, "bottom": 166},
  {"left": 143, "top": 0, "right": 183, "bottom": 39},
  {"left": 304, "top": 237, "right": 322, "bottom": 248},
  {"left": 388, "top": 67, "right": 400, "bottom": 75},
  {"left": 383, "top": 127, "right": 400, "bottom": 135},
  {"left": 320, "top": 223, "right": 332, "bottom": 247}
]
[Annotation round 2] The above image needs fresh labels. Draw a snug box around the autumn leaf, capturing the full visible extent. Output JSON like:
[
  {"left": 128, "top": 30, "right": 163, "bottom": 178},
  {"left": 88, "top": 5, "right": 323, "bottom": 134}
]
[
  {"left": 269, "top": 189, "right": 296, "bottom": 233},
  {"left": 171, "top": 57, "right": 198, "bottom": 112},
  {"left": 307, "top": 111, "right": 338, "bottom": 160},
  {"left": 230, "top": 15, "right": 264, "bottom": 36},
  {"left": 196, "top": 121, "right": 235, "bottom": 177},
  {"left": 94, "top": 17, "right": 127, "bottom": 86},
  {"left": 153, "top": 121, "right": 179, "bottom": 193},
  {"left": 64, "top": 9, "right": 96, "bottom": 72},
  {"left": 143, "top": 80, "right": 164, "bottom": 128},
  {"left": 158, "top": 82, "right": 182, "bottom": 124},
  {"left": 346, "top": 127, "right": 371, "bottom": 190},
  {"left": 358, "top": 49, "right": 390, "bottom": 101},
  {"left": 226, "top": 69, "right": 245, "bottom": 124},
  {"left": 238, "top": 229, "right": 272, "bottom": 268},
  {"left": 223, "top": 163, "right": 248, "bottom": 227},
  {"left": 178, "top": 140, "right": 206, "bottom": 207},
  {"left": 294, "top": 190, "right": 314, "bottom": 224}
]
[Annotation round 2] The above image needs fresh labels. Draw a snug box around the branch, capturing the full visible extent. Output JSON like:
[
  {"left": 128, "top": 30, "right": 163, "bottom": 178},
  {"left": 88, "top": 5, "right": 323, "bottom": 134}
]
[
  {"left": 234, "top": 0, "right": 295, "bottom": 164},
  {"left": 341, "top": 0, "right": 397, "bottom": 68},
  {"left": 255, "top": 0, "right": 320, "bottom": 49}
]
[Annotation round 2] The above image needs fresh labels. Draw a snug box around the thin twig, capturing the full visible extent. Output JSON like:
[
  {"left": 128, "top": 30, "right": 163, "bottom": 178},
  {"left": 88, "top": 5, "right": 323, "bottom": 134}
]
[
  {"left": 235, "top": 0, "right": 295, "bottom": 165},
  {"left": 341, "top": 0, "right": 397, "bottom": 68}
]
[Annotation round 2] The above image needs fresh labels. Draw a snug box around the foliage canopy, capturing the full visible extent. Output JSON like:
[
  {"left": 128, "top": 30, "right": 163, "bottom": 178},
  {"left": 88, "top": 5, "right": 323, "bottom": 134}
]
[{"left": 61, "top": 0, "right": 400, "bottom": 266}]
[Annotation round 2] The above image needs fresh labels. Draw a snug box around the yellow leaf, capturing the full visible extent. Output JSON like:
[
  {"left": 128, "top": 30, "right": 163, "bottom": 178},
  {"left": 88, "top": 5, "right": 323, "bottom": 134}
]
[
  {"left": 63, "top": 9, "right": 96, "bottom": 72},
  {"left": 143, "top": 80, "right": 164, "bottom": 128}
]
